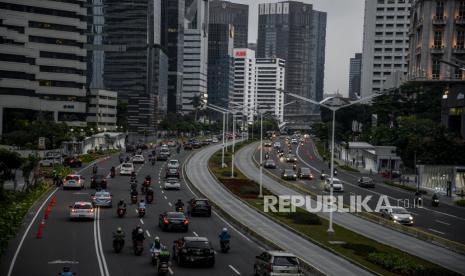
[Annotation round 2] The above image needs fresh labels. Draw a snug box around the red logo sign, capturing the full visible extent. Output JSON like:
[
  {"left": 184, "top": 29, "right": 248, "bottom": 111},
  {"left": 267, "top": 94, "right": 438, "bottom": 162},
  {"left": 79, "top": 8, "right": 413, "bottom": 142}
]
[{"left": 235, "top": 51, "right": 246, "bottom": 57}]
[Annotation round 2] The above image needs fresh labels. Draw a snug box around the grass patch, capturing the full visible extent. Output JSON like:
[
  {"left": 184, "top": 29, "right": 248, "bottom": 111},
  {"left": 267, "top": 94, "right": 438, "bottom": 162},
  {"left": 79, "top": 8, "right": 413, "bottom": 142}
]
[
  {"left": 209, "top": 148, "right": 459, "bottom": 276},
  {"left": 0, "top": 182, "right": 50, "bottom": 258},
  {"left": 314, "top": 140, "right": 328, "bottom": 160},
  {"left": 80, "top": 149, "right": 120, "bottom": 164},
  {"left": 383, "top": 181, "right": 428, "bottom": 195},
  {"left": 338, "top": 165, "right": 359, "bottom": 172},
  {"left": 455, "top": 199, "right": 465, "bottom": 207}
]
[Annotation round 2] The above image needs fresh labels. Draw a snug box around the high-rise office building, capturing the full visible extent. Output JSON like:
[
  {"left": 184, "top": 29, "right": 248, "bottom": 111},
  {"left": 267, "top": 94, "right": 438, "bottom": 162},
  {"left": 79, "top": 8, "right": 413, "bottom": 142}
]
[
  {"left": 257, "top": 1, "right": 327, "bottom": 122},
  {"left": 103, "top": 0, "right": 167, "bottom": 133},
  {"left": 232, "top": 48, "right": 256, "bottom": 123},
  {"left": 360, "top": 0, "right": 411, "bottom": 98},
  {"left": 256, "top": 58, "right": 286, "bottom": 124},
  {"left": 162, "top": 0, "right": 185, "bottom": 114},
  {"left": 182, "top": 0, "right": 209, "bottom": 114},
  {"left": 0, "top": 0, "right": 88, "bottom": 134},
  {"left": 208, "top": 0, "right": 248, "bottom": 109},
  {"left": 349, "top": 53, "right": 362, "bottom": 99}
]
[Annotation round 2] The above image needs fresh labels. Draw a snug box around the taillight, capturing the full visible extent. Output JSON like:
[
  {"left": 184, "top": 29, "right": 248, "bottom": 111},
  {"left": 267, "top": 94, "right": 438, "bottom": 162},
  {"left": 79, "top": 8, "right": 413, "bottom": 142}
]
[
  {"left": 163, "top": 218, "right": 169, "bottom": 224},
  {"left": 183, "top": 219, "right": 189, "bottom": 225}
]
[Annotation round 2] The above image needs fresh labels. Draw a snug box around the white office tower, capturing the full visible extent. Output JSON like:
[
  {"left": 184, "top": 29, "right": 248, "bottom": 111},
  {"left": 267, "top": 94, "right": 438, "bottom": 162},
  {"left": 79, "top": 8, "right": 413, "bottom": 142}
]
[
  {"left": 232, "top": 48, "right": 256, "bottom": 123},
  {"left": 360, "top": 0, "right": 411, "bottom": 97},
  {"left": 256, "top": 58, "right": 285, "bottom": 124},
  {"left": 182, "top": 0, "right": 209, "bottom": 114}
]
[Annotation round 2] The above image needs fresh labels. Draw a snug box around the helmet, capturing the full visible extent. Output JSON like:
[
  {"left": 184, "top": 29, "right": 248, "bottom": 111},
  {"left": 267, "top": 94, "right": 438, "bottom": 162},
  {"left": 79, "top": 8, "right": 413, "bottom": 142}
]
[
  {"left": 222, "top": 227, "right": 228, "bottom": 232},
  {"left": 119, "top": 199, "right": 124, "bottom": 203},
  {"left": 63, "top": 267, "right": 70, "bottom": 272},
  {"left": 117, "top": 227, "right": 122, "bottom": 233},
  {"left": 177, "top": 199, "right": 182, "bottom": 202},
  {"left": 140, "top": 199, "right": 145, "bottom": 202},
  {"left": 154, "top": 236, "right": 160, "bottom": 243},
  {"left": 138, "top": 228, "right": 144, "bottom": 234}
]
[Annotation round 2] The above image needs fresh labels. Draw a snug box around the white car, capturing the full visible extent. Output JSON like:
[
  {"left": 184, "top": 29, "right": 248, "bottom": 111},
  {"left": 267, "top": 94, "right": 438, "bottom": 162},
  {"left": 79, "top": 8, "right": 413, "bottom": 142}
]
[
  {"left": 273, "top": 141, "right": 281, "bottom": 149},
  {"left": 324, "top": 178, "right": 344, "bottom": 192},
  {"left": 212, "top": 137, "right": 219, "bottom": 143},
  {"left": 167, "top": 159, "right": 180, "bottom": 169},
  {"left": 63, "top": 174, "right": 85, "bottom": 189},
  {"left": 380, "top": 207, "right": 414, "bottom": 225},
  {"left": 69, "top": 202, "right": 94, "bottom": 220},
  {"left": 291, "top": 138, "right": 298, "bottom": 144},
  {"left": 132, "top": 155, "right": 145, "bottom": 164},
  {"left": 164, "top": 178, "right": 181, "bottom": 190},
  {"left": 120, "top": 163, "right": 135, "bottom": 175},
  {"left": 39, "top": 157, "right": 61, "bottom": 167}
]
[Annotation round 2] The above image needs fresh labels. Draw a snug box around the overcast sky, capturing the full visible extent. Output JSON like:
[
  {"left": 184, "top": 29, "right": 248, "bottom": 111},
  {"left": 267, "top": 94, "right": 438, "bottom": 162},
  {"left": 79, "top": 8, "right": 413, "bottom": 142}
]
[{"left": 231, "top": 0, "right": 365, "bottom": 96}]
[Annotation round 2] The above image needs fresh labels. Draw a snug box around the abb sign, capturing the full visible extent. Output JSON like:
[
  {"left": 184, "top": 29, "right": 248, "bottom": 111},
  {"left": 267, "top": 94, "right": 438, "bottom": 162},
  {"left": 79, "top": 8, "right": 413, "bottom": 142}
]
[{"left": 235, "top": 51, "right": 247, "bottom": 57}]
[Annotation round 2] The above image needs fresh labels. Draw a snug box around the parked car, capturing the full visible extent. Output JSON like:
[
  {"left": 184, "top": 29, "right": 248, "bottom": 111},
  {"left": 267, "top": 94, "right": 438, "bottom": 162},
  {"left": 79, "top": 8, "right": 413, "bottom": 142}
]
[
  {"left": 191, "top": 140, "right": 201, "bottom": 149},
  {"left": 158, "top": 212, "right": 189, "bottom": 232},
  {"left": 298, "top": 167, "right": 313, "bottom": 179},
  {"left": 172, "top": 237, "right": 214, "bottom": 267},
  {"left": 379, "top": 206, "right": 414, "bottom": 225},
  {"left": 164, "top": 178, "right": 181, "bottom": 190},
  {"left": 254, "top": 251, "right": 302, "bottom": 276},
  {"left": 63, "top": 156, "right": 82, "bottom": 168},
  {"left": 264, "top": 159, "right": 277, "bottom": 169},
  {"left": 281, "top": 169, "right": 297, "bottom": 181},
  {"left": 212, "top": 137, "right": 219, "bottom": 143},
  {"left": 69, "top": 202, "right": 94, "bottom": 220},
  {"left": 358, "top": 176, "right": 375, "bottom": 188},
  {"left": 324, "top": 178, "right": 344, "bottom": 192},
  {"left": 90, "top": 174, "right": 107, "bottom": 189},
  {"left": 187, "top": 198, "right": 212, "bottom": 217},
  {"left": 119, "top": 163, "right": 135, "bottom": 175},
  {"left": 63, "top": 174, "right": 85, "bottom": 189},
  {"left": 91, "top": 190, "right": 112, "bottom": 207}
]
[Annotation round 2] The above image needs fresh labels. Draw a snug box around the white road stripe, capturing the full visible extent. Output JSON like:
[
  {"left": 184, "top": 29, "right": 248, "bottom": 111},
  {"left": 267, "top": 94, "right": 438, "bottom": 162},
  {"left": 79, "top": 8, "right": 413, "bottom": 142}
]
[
  {"left": 164, "top": 195, "right": 167, "bottom": 200},
  {"left": 192, "top": 231, "right": 198, "bottom": 237},
  {"left": 168, "top": 267, "right": 174, "bottom": 275},
  {"left": 140, "top": 219, "right": 144, "bottom": 225},
  {"left": 229, "top": 265, "right": 241, "bottom": 275},
  {"left": 168, "top": 202, "right": 172, "bottom": 207},
  {"left": 146, "top": 230, "right": 151, "bottom": 237},
  {"left": 161, "top": 190, "right": 164, "bottom": 194},
  {"left": 93, "top": 208, "right": 104, "bottom": 276},
  {"left": 135, "top": 209, "right": 138, "bottom": 214},
  {"left": 435, "top": 220, "right": 451, "bottom": 226},
  {"left": 428, "top": 228, "right": 445, "bottom": 235},
  {"left": 96, "top": 208, "right": 110, "bottom": 276}
]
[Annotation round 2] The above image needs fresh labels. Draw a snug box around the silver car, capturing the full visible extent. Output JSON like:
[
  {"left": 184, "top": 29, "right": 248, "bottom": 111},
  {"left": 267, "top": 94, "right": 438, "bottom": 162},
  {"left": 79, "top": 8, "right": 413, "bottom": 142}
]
[
  {"left": 254, "top": 251, "right": 302, "bottom": 276},
  {"left": 92, "top": 191, "right": 112, "bottom": 207},
  {"left": 164, "top": 178, "right": 181, "bottom": 190},
  {"left": 380, "top": 206, "right": 414, "bottom": 225}
]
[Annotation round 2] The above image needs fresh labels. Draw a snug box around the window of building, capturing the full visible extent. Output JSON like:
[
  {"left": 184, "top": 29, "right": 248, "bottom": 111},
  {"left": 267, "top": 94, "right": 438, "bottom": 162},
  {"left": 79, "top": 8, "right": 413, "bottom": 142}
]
[
  {"left": 376, "top": 16, "right": 384, "bottom": 20},
  {"left": 457, "top": 31, "right": 465, "bottom": 48},
  {"left": 459, "top": 1, "right": 465, "bottom": 18},
  {"left": 432, "top": 59, "right": 441, "bottom": 78},
  {"left": 385, "top": 40, "right": 393, "bottom": 43},
  {"left": 377, "top": 0, "right": 384, "bottom": 4},
  {"left": 376, "top": 31, "right": 383, "bottom": 36},
  {"left": 387, "top": 7, "right": 395, "bottom": 11},
  {"left": 433, "top": 31, "right": 443, "bottom": 47},
  {"left": 377, "top": 7, "right": 384, "bottom": 11},
  {"left": 375, "top": 40, "right": 383, "bottom": 44},
  {"left": 435, "top": 1, "right": 444, "bottom": 18}
]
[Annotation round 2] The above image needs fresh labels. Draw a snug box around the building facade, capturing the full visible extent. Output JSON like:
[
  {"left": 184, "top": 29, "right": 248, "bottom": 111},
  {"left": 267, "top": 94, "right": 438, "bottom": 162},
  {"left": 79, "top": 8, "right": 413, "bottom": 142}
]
[
  {"left": 86, "top": 89, "right": 117, "bottom": 130},
  {"left": 208, "top": 1, "right": 248, "bottom": 109},
  {"left": 360, "top": 0, "right": 411, "bottom": 98},
  {"left": 232, "top": 48, "right": 256, "bottom": 123},
  {"left": 257, "top": 1, "right": 327, "bottom": 123},
  {"left": 182, "top": 0, "right": 209, "bottom": 114},
  {"left": 349, "top": 53, "right": 362, "bottom": 99},
  {"left": 256, "top": 58, "right": 286, "bottom": 123},
  {"left": 162, "top": 0, "right": 185, "bottom": 114},
  {"left": 0, "top": 0, "right": 88, "bottom": 134}
]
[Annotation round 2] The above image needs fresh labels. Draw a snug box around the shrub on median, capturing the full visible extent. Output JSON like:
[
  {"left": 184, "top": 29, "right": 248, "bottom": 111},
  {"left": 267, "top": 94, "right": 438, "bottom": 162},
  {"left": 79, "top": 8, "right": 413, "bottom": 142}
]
[
  {"left": 367, "top": 252, "right": 424, "bottom": 275},
  {"left": 341, "top": 243, "right": 378, "bottom": 257},
  {"left": 455, "top": 199, "right": 465, "bottom": 207}
]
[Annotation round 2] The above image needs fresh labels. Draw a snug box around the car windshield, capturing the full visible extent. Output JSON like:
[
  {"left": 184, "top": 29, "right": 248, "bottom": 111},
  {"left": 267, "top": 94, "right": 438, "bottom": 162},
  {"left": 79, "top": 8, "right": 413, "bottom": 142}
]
[
  {"left": 195, "top": 200, "right": 208, "bottom": 206},
  {"left": 287, "top": 155, "right": 295, "bottom": 158},
  {"left": 333, "top": 180, "right": 343, "bottom": 185},
  {"left": 185, "top": 241, "right": 211, "bottom": 249},
  {"left": 392, "top": 208, "right": 409, "bottom": 214},
  {"left": 93, "top": 175, "right": 104, "bottom": 180},
  {"left": 301, "top": 168, "right": 310, "bottom": 173},
  {"left": 169, "top": 161, "right": 178, "bottom": 165},
  {"left": 266, "top": 160, "right": 275, "bottom": 164},
  {"left": 167, "top": 178, "right": 179, "bottom": 182},
  {"left": 273, "top": 256, "right": 299, "bottom": 266},
  {"left": 167, "top": 212, "right": 186, "bottom": 219},
  {"left": 96, "top": 192, "right": 110, "bottom": 197},
  {"left": 74, "top": 204, "right": 92, "bottom": 209},
  {"left": 122, "top": 164, "right": 132, "bottom": 168}
]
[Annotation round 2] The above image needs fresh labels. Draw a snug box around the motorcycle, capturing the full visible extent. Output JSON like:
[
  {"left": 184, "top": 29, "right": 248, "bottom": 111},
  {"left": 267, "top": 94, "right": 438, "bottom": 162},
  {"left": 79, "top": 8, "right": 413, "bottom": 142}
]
[
  {"left": 333, "top": 169, "right": 338, "bottom": 176},
  {"left": 146, "top": 193, "right": 154, "bottom": 204},
  {"left": 133, "top": 240, "right": 144, "bottom": 256},
  {"left": 113, "top": 237, "right": 125, "bottom": 253},
  {"left": 130, "top": 182, "right": 137, "bottom": 191},
  {"left": 138, "top": 207, "right": 146, "bottom": 218},
  {"left": 175, "top": 206, "right": 184, "bottom": 213},
  {"left": 157, "top": 261, "right": 169, "bottom": 276},
  {"left": 117, "top": 207, "right": 126, "bottom": 218},
  {"left": 151, "top": 250, "right": 160, "bottom": 266},
  {"left": 220, "top": 240, "right": 230, "bottom": 253},
  {"left": 110, "top": 168, "right": 116, "bottom": 178},
  {"left": 432, "top": 198, "right": 439, "bottom": 207},
  {"left": 293, "top": 164, "right": 297, "bottom": 171},
  {"left": 131, "top": 194, "right": 138, "bottom": 204}
]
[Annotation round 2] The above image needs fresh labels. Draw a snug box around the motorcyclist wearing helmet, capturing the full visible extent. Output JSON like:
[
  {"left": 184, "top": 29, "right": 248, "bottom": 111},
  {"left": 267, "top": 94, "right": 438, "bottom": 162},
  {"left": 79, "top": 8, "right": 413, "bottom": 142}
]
[
  {"left": 113, "top": 227, "right": 125, "bottom": 240},
  {"left": 117, "top": 199, "right": 126, "bottom": 209},
  {"left": 150, "top": 236, "right": 162, "bottom": 253},
  {"left": 138, "top": 199, "right": 146, "bottom": 210},
  {"left": 219, "top": 227, "right": 231, "bottom": 247},
  {"left": 132, "top": 226, "right": 145, "bottom": 242},
  {"left": 59, "top": 266, "right": 74, "bottom": 276},
  {"left": 175, "top": 199, "right": 184, "bottom": 210}
]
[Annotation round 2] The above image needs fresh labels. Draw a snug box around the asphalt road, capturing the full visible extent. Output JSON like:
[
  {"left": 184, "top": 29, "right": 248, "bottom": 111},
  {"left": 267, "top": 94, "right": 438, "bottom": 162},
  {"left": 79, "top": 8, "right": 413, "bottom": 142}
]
[
  {"left": 257, "top": 137, "right": 465, "bottom": 244},
  {"left": 0, "top": 147, "right": 261, "bottom": 276},
  {"left": 185, "top": 141, "right": 373, "bottom": 276},
  {"left": 238, "top": 141, "right": 465, "bottom": 275}
]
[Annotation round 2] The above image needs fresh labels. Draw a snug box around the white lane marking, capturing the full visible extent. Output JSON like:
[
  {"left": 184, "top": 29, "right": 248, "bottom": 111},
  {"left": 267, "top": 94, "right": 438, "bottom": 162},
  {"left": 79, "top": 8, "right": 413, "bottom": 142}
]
[
  {"left": 159, "top": 185, "right": 162, "bottom": 189},
  {"left": 140, "top": 219, "right": 144, "bottom": 225},
  {"left": 146, "top": 230, "right": 151, "bottom": 237},
  {"left": 161, "top": 190, "right": 164, "bottom": 194},
  {"left": 168, "top": 202, "right": 172, "bottom": 207},
  {"left": 48, "top": 260, "right": 79, "bottom": 264},
  {"left": 93, "top": 211, "right": 104, "bottom": 276},
  {"left": 168, "top": 267, "right": 174, "bottom": 275},
  {"left": 7, "top": 187, "right": 59, "bottom": 276},
  {"left": 164, "top": 195, "right": 167, "bottom": 200},
  {"left": 192, "top": 231, "right": 198, "bottom": 237},
  {"left": 96, "top": 207, "right": 110, "bottom": 276},
  {"left": 435, "top": 220, "right": 451, "bottom": 226},
  {"left": 135, "top": 209, "right": 138, "bottom": 214},
  {"left": 229, "top": 265, "right": 241, "bottom": 275},
  {"left": 428, "top": 228, "right": 445, "bottom": 235}
]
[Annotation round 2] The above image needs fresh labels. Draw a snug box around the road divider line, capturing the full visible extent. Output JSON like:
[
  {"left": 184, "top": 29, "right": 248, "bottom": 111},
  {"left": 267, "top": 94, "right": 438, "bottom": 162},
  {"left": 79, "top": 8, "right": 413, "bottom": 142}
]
[
  {"left": 146, "top": 230, "right": 151, "bottom": 237},
  {"left": 140, "top": 219, "right": 144, "bottom": 225},
  {"left": 435, "top": 220, "right": 451, "bottom": 226},
  {"left": 168, "top": 267, "right": 174, "bottom": 275},
  {"left": 229, "top": 265, "right": 241, "bottom": 275},
  {"left": 161, "top": 190, "right": 164, "bottom": 194},
  {"left": 96, "top": 207, "right": 110, "bottom": 276},
  {"left": 135, "top": 209, "right": 138, "bottom": 214},
  {"left": 428, "top": 228, "right": 445, "bottom": 235},
  {"left": 164, "top": 195, "right": 167, "bottom": 200},
  {"left": 168, "top": 202, "right": 172, "bottom": 207},
  {"left": 192, "top": 231, "right": 198, "bottom": 237},
  {"left": 93, "top": 208, "right": 104, "bottom": 276}
]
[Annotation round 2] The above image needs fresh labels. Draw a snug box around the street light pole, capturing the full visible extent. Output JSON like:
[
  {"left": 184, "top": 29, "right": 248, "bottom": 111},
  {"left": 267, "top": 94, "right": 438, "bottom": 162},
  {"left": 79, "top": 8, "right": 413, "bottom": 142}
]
[
  {"left": 259, "top": 112, "right": 263, "bottom": 198},
  {"left": 222, "top": 112, "right": 226, "bottom": 168},
  {"left": 328, "top": 108, "right": 336, "bottom": 234},
  {"left": 231, "top": 114, "right": 236, "bottom": 178}
]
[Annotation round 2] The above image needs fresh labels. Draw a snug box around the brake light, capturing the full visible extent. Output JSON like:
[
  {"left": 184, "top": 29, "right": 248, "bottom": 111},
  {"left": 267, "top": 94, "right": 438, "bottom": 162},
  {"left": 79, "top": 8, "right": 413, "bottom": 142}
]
[
  {"left": 163, "top": 218, "right": 169, "bottom": 224},
  {"left": 183, "top": 219, "right": 189, "bottom": 225}
]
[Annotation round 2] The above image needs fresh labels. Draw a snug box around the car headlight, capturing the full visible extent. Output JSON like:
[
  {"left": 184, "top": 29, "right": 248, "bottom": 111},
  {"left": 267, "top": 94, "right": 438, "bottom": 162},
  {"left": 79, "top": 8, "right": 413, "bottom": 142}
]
[
  {"left": 409, "top": 216, "right": 413, "bottom": 220},
  {"left": 393, "top": 215, "right": 399, "bottom": 220},
  {"left": 283, "top": 174, "right": 287, "bottom": 177}
]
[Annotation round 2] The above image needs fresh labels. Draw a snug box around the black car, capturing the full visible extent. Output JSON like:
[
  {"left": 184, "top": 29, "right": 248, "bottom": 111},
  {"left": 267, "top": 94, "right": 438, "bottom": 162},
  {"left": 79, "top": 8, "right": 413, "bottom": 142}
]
[
  {"left": 63, "top": 156, "right": 82, "bottom": 168},
  {"left": 281, "top": 169, "right": 297, "bottom": 180},
  {"left": 285, "top": 154, "right": 297, "bottom": 163},
  {"left": 165, "top": 168, "right": 180, "bottom": 178},
  {"left": 191, "top": 140, "right": 201, "bottom": 149},
  {"left": 158, "top": 212, "right": 189, "bottom": 232},
  {"left": 188, "top": 198, "right": 212, "bottom": 217},
  {"left": 90, "top": 174, "right": 107, "bottom": 189},
  {"left": 184, "top": 143, "right": 193, "bottom": 150},
  {"left": 298, "top": 167, "right": 313, "bottom": 179},
  {"left": 173, "top": 237, "right": 215, "bottom": 267},
  {"left": 157, "top": 152, "right": 169, "bottom": 161},
  {"left": 358, "top": 176, "right": 375, "bottom": 188},
  {"left": 264, "top": 159, "right": 277, "bottom": 169}
]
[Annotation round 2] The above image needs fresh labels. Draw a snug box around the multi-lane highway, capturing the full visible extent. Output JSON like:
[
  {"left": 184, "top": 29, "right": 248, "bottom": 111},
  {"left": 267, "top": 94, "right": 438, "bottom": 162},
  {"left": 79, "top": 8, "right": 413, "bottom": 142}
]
[
  {"left": 239, "top": 140, "right": 465, "bottom": 275},
  {"left": 0, "top": 147, "right": 261, "bottom": 276},
  {"left": 254, "top": 137, "right": 465, "bottom": 244}
]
